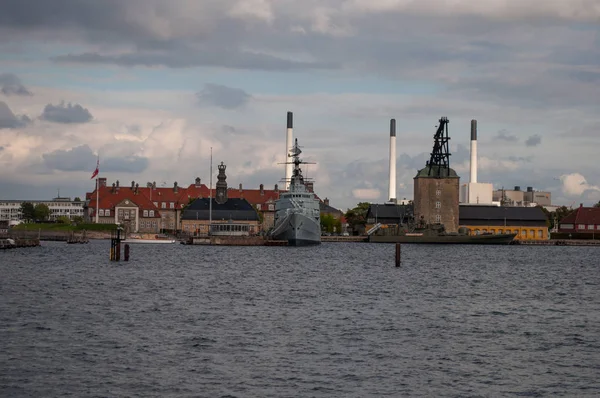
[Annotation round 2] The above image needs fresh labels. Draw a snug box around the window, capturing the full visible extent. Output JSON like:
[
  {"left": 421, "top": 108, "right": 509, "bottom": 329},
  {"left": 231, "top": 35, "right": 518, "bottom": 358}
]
[
  {"left": 162, "top": 202, "right": 166, "bottom": 209},
  {"left": 99, "top": 209, "right": 104, "bottom": 216},
  {"left": 537, "top": 230, "right": 543, "bottom": 238},
  {"left": 435, "top": 201, "right": 441, "bottom": 209},
  {"left": 268, "top": 204, "right": 274, "bottom": 211},
  {"left": 170, "top": 202, "right": 174, "bottom": 209},
  {"left": 118, "top": 209, "right": 123, "bottom": 217},
  {"left": 587, "top": 225, "right": 594, "bottom": 230},
  {"left": 521, "top": 230, "right": 526, "bottom": 236},
  {"left": 105, "top": 209, "right": 110, "bottom": 217},
  {"left": 436, "top": 189, "right": 441, "bottom": 196},
  {"left": 578, "top": 224, "right": 585, "bottom": 230},
  {"left": 256, "top": 204, "right": 261, "bottom": 210},
  {"left": 143, "top": 210, "right": 148, "bottom": 217},
  {"left": 435, "top": 214, "right": 441, "bottom": 223},
  {"left": 124, "top": 211, "right": 129, "bottom": 220},
  {"left": 149, "top": 210, "right": 154, "bottom": 217}
]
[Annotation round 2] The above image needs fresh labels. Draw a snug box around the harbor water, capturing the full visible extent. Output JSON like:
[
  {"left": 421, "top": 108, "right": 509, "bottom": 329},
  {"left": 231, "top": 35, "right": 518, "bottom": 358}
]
[{"left": 1, "top": 241, "right": 599, "bottom": 397}]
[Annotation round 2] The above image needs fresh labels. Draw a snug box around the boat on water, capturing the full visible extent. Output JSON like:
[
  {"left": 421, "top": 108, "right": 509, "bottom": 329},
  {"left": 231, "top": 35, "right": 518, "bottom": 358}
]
[
  {"left": 270, "top": 138, "right": 321, "bottom": 246},
  {"left": 121, "top": 234, "right": 177, "bottom": 244},
  {"left": 369, "top": 222, "right": 516, "bottom": 245}
]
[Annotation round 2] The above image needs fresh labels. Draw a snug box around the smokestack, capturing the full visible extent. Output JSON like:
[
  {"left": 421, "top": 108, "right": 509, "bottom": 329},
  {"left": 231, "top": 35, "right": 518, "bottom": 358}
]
[
  {"left": 470, "top": 119, "right": 477, "bottom": 183},
  {"left": 388, "top": 119, "right": 397, "bottom": 202},
  {"left": 285, "top": 112, "right": 293, "bottom": 190}
]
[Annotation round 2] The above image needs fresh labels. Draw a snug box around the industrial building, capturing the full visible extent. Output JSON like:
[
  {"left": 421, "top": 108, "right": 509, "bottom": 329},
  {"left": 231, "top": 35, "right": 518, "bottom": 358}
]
[{"left": 492, "top": 186, "right": 552, "bottom": 207}]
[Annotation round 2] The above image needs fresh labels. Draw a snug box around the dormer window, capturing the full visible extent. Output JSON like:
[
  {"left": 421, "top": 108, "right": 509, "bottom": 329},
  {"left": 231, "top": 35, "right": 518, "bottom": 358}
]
[
  {"left": 161, "top": 202, "right": 166, "bottom": 209},
  {"left": 99, "top": 209, "right": 104, "bottom": 216},
  {"left": 170, "top": 202, "right": 174, "bottom": 209},
  {"left": 149, "top": 210, "right": 154, "bottom": 217},
  {"left": 256, "top": 204, "right": 261, "bottom": 210},
  {"left": 143, "top": 210, "right": 148, "bottom": 217},
  {"left": 105, "top": 209, "right": 110, "bottom": 217}
]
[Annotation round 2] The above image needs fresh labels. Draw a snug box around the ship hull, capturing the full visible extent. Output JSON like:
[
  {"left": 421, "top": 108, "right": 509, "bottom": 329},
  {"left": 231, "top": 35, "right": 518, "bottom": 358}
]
[
  {"left": 369, "top": 233, "right": 516, "bottom": 245},
  {"left": 272, "top": 212, "right": 321, "bottom": 246}
]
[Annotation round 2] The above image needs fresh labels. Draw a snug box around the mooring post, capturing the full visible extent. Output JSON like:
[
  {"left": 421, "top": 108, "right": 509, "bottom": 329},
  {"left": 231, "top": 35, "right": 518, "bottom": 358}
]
[
  {"left": 124, "top": 244, "right": 130, "bottom": 261},
  {"left": 395, "top": 243, "right": 401, "bottom": 267}
]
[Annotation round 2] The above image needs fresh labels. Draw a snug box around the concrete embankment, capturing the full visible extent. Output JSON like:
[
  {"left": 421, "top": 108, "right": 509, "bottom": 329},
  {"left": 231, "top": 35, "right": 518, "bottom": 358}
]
[
  {"left": 0, "top": 238, "right": 40, "bottom": 250},
  {"left": 514, "top": 239, "right": 600, "bottom": 246}
]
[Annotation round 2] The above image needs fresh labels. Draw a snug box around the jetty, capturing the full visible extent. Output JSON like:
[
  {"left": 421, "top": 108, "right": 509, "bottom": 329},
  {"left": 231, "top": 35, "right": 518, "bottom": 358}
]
[
  {"left": 512, "top": 239, "right": 600, "bottom": 246},
  {"left": 0, "top": 238, "right": 40, "bottom": 250}
]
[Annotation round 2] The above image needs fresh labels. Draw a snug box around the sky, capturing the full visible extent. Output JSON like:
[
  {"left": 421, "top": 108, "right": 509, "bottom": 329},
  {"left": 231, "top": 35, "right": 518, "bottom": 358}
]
[{"left": 1, "top": 0, "right": 599, "bottom": 210}]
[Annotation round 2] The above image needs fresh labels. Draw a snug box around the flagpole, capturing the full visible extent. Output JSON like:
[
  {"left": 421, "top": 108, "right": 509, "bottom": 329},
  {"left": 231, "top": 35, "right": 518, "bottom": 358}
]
[
  {"left": 95, "top": 177, "right": 99, "bottom": 224},
  {"left": 209, "top": 147, "right": 212, "bottom": 236}
]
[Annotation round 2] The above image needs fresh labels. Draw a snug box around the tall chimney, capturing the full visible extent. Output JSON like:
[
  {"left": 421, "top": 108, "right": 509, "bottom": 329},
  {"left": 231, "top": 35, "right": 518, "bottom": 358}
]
[
  {"left": 470, "top": 119, "right": 477, "bottom": 183},
  {"left": 388, "top": 119, "right": 397, "bottom": 202},
  {"left": 285, "top": 111, "right": 293, "bottom": 190}
]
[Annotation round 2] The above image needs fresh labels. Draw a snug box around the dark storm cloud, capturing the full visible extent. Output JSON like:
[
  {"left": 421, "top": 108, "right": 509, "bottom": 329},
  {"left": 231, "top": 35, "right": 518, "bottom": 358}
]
[
  {"left": 42, "top": 145, "right": 96, "bottom": 171},
  {"left": 493, "top": 130, "right": 518, "bottom": 142},
  {"left": 525, "top": 134, "right": 542, "bottom": 147},
  {"left": 0, "top": 101, "right": 31, "bottom": 128},
  {"left": 42, "top": 144, "right": 149, "bottom": 173},
  {"left": 40, "top": 102, "right": 93, "bottom": 124},
  {"left": 0, "top": 73, "right": 33, "bottom": 96},
  {"left": 197, "top": 84, "right": 251, "bottom": 109}
]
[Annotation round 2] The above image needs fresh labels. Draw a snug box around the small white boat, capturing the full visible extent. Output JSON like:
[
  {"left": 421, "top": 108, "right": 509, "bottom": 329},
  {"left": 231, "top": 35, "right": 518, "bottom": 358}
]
[{"left": 121, "top": 238, "right": 176, "bottom": 244}]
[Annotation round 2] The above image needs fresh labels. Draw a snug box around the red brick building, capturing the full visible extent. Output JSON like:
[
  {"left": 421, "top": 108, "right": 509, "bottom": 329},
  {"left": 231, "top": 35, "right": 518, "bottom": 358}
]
[{"left": 559, "top": 204, "right": 600, "bottom": 235}]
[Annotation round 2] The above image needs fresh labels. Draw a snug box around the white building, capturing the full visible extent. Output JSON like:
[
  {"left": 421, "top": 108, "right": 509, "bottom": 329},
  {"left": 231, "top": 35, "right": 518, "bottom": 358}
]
[{"left": 0, "top": 197, "right": 85, "bottom": 222}]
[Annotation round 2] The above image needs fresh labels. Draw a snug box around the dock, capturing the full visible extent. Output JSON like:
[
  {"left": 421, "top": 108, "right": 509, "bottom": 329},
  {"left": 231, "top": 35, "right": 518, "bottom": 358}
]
[
  {"left": 0, "top": 238, "right": 41, "bottom": 250},
  {"left": 513, "top": 239, "right": 600, "bottom": 246}
]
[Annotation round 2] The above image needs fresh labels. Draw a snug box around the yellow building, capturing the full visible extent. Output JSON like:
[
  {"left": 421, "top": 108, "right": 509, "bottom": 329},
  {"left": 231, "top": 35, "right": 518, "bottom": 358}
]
[{"left": 459, "top": 205, "right": 549, "bottom": 241}]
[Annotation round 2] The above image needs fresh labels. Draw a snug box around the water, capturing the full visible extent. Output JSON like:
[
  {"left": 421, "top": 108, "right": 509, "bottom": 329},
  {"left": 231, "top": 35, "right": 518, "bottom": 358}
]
[{"left": 1, "top": 241, "right": 599, "bottom": 397}]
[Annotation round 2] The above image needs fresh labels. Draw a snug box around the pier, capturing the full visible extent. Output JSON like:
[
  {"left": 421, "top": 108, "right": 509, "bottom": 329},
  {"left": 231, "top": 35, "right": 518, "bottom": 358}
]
[
  {"left": 0, "top": 238, "right": 40, "bottom": 250},
  {"left": 513, "top": 239, "right": 600, "bottom": 246}
]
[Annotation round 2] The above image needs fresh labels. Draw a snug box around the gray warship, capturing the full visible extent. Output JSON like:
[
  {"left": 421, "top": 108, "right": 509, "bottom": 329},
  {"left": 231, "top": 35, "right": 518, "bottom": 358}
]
[{"left": 270, "top": 139, "right": 321, "bottom": 246}]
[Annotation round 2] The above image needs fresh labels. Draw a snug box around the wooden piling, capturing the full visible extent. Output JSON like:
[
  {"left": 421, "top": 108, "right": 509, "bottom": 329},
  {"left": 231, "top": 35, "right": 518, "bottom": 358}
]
[
  {"left": 124, "top": 244, "right": 130, "bottom": 261},
  {"left": 395, "top": 243, "right": 401, "bottom": 267}
]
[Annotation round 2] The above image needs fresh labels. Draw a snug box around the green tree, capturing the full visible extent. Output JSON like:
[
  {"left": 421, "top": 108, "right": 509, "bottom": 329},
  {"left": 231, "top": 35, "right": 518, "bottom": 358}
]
[
  {"left": 320, "top": 213, "right": 342, "bottom": 234},
  {"left": 34, "top": 203, "right": 51, "bottom": 221},
  {"left": 344, "top": 202, "right": 370, "bottom": 232},
  {"left": 594, "top": 201, "right": 600, "bottom": 208},
  {"left": 74, "top": 197, "right": 82, "bottom": 202},
  {"left": 72, "top": 216, "right": 84, "bottom": 224},
  {"left": 20, "top": 202, "right": 36, "bottom": 222},
  {"left": 56, "top": 216, "right": 72, "bottom": 224}
]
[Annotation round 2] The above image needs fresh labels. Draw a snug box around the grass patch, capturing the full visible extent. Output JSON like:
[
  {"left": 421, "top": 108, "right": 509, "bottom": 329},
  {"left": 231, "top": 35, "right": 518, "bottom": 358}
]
[{"left": 12, "top": 223, "right": 118, "bottom": 232}]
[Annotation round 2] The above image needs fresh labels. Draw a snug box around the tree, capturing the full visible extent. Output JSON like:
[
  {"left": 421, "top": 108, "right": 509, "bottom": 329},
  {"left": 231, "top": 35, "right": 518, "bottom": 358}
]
[
  {"left": 56, "top": 216, "right": 72, "bottom": 224},
  {"left": 320, "top": 213, "right": 342, "bottom": 234},
  {"left": 594, "top": 201, "right": 600, "bottom": 208},
  {"left": 72, "top": 216, "right": 84, "bottom": 224},
  {"left": 20, "top": 202, "right": 35, "bottom": 222},
  {"left": 34, "top": 203, "right": 51, "bottom": 221},
  {"left": 74, "top": 197, "right": 81, "bottom": 202},
  {"left": 344, "top": 202, "right": 370, "bottom": 233}
]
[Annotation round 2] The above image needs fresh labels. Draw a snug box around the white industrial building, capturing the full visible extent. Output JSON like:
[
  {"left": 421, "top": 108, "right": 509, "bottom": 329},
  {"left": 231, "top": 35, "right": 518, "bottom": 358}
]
[{"left": 0, "top": 197, "right": 85, "bottom": 223}]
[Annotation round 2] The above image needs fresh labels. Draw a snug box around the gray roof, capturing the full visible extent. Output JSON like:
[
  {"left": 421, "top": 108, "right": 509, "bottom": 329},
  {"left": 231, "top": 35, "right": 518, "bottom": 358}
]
[
  {"left": 460, "top": 205, "right": 547, "bottom": 222},
  {"left": 181, "top": 198, "right": 259, "bottom": 221},
  {"left": 367, "top": 203, "right": 413, "bottom": 220},
  {"left": 415, "top": 165, "right": 459, "bottom": 178},
  {"left": 320, "top": 202, "right": 343, "bottom": 215}
]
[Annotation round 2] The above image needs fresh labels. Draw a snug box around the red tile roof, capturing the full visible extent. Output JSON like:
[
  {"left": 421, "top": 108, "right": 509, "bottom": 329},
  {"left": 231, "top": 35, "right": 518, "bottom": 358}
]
[
  {"left": 87, "top": 186, "right": 161, "bottom": 217},
  {"left": 228, "top": 188, "right": 280, "bottom": 205},
  {"left": 560, "top": 206, "right": 600, "bottom": 225}
]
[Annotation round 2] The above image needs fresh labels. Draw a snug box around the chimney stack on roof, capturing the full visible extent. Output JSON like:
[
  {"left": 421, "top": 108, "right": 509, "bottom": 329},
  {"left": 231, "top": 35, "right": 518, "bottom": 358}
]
[
  {"left": 131, "top": 181, "right": 135, "bottom": 189},
  {"left": 274, "top": 183, "right": 278, "bottom": 192},
  {"left": 260, "top": 183, "right": 264, "bottom": 196},
  {"left": 195, "top": 177, "right": 201, "bottom": 187},
  {"left": 174, "top": 181, "right": 179, "bottom": 193}
]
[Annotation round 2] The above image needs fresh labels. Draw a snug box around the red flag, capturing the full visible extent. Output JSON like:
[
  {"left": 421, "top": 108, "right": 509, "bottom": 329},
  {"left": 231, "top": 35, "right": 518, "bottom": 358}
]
[{"left": 90, "top": 157, "right": 99, "bottom": 179}]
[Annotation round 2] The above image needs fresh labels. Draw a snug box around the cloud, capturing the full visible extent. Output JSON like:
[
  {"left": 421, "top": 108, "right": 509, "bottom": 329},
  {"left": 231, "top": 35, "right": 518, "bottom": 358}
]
[
  {"left": 352, "top": 188, "right": 381, "bottom": 200},
  {"left": 42, "top": 145, "right": 96, "bottom": 171},
  {"left": 493, "top": 129, "right": 518, "bottom": 142},
  {"left": 42, "top": 144, "right": 149, "bottom": 173},
  {"left": 525, "top": 134, "right": 542, "bottom": 147},
  {"left": 0, "top": 73, "right": 33, "bottom": 96},
  {"left": 196, "top": 84, "right": 251, "bottom": 109},
  {"left": 101, "top": 156, "right": 149, "bottom": 173},
  {"left": 560, "top": 173, "right": 600, "bottom": 196},
  {"left": 0, "top": 101, "right": 31, "bottom": 128},
  {"left": 40, "top": 102, "right": 93, "bottom": 124}
]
